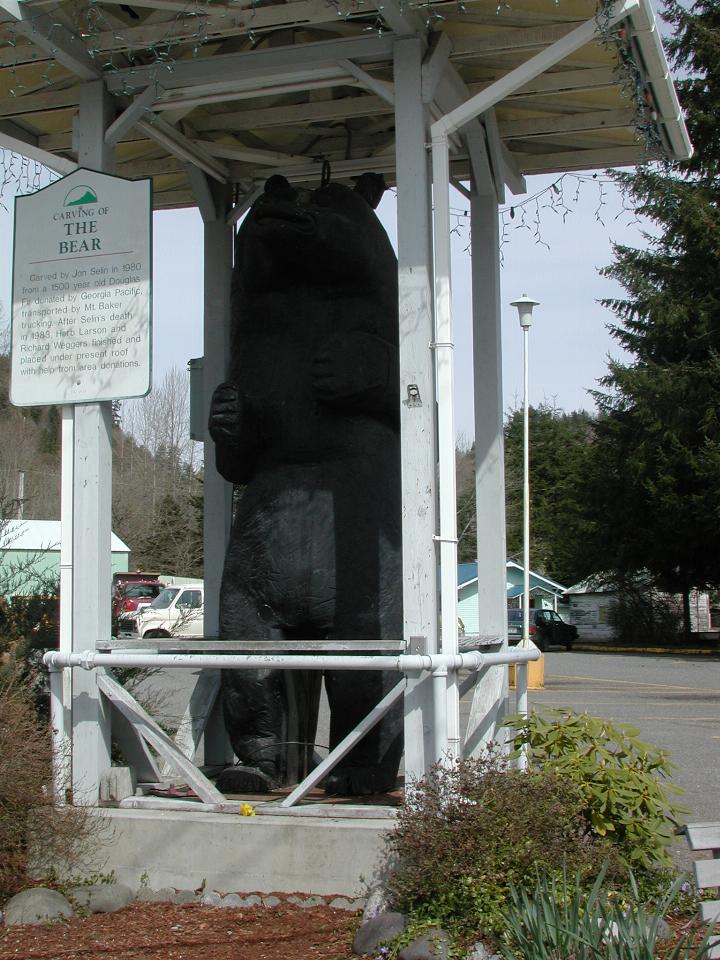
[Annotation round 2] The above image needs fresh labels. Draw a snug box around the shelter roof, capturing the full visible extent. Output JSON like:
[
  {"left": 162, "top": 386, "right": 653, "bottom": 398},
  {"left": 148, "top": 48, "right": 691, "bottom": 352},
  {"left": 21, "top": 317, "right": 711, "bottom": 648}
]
[
  {"left": 1, "top": 519, "right": 130, "bottom": 552},
  {"left": 0, "top": 0, "right": 690, "bottom": 209}
]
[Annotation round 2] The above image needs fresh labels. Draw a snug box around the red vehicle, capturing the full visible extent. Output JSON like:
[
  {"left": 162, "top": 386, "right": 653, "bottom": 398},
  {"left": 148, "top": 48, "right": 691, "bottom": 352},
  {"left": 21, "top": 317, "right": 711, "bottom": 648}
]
[{"left": 112, "top": 572, "right": 164, "bottom": 631}]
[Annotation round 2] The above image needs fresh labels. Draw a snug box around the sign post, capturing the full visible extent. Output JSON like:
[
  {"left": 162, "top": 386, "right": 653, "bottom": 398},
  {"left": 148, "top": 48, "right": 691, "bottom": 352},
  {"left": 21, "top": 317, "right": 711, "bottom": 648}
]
[{"left": 10, "top": 165, "right": 152, "bottom": 803}]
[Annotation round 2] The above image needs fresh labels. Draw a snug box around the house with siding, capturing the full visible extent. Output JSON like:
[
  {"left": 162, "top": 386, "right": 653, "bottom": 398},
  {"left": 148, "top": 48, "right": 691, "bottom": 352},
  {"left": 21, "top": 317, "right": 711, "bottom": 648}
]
[
  {"left": 0, "top": 520, "right": 129, "bottom": 597},
  {"left": 564, "top": 578, "right": 714, "bottom": 641},
  {"left": 457, "top": 561, "right": 568, "bottom": 635}
]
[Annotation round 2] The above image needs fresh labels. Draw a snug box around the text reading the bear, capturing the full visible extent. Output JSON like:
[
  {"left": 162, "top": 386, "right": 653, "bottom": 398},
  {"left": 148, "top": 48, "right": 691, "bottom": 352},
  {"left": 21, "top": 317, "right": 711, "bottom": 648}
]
[{"left": 10, "top": 170, "right": 152, "bottom": 407}]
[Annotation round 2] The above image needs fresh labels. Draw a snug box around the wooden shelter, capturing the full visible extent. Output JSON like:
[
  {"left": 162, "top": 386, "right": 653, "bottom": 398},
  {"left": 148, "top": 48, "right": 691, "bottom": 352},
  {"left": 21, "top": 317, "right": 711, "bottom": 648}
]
[{"left": 0, "top": 0, "right": 690, "bottom": 805}]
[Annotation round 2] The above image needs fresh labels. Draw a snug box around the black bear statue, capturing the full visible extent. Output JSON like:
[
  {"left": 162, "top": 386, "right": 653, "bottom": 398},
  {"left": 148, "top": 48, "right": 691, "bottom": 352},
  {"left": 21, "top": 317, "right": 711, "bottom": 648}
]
[{"left": 208, "top": 172, "right": 403, "bottom": 796}]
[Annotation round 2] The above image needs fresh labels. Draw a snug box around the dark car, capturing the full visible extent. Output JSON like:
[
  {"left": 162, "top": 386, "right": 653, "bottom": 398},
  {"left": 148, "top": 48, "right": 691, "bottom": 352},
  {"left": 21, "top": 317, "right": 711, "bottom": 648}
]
[{"left": 507, "top": 607, "right": 577, "bottom": 651}]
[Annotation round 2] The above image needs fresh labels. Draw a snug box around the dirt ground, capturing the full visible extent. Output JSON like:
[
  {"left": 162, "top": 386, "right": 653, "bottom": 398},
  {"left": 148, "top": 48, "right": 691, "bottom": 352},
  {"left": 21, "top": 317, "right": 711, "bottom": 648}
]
[{"left": 0, "top": 900, "right": 360, "bottom": 960}]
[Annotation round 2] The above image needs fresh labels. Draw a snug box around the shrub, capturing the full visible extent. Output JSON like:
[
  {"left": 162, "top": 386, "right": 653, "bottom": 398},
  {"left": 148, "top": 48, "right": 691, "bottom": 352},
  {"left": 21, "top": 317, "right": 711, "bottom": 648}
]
[
  {"left": 0, "top": 680, "right": 102, "bottom": 900},
  {"left": 503, "top": 710, "right": 686, "bottom": 872},
  {"left": 383, "top": 752, "right": 617, "bottom": 938}
]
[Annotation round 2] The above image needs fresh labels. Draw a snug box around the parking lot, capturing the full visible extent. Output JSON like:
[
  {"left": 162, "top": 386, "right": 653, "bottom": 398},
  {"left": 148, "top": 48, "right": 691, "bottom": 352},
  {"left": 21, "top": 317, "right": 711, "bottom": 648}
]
[{"left": 508, "top": 650, "right": 720, "bottom": 866}]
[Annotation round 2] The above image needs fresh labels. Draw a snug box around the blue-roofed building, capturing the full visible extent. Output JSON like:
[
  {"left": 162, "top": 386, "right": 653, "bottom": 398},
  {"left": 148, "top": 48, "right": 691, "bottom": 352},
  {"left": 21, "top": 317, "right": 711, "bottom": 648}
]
[{"left": 457, "top": 561, "right": 568, "bottom": 636}]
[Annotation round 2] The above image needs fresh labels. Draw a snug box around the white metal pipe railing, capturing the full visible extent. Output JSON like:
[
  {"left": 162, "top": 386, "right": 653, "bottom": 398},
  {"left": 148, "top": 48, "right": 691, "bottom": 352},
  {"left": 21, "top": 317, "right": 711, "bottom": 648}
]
[{"left": 44, "top": 647, "right": 540, "bottom": 674}]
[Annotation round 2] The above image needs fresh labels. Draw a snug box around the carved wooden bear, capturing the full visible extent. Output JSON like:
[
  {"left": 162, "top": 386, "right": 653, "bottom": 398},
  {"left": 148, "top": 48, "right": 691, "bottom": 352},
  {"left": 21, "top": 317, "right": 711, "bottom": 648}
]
[{"left": 208, "top": 173, "right": 402, "bottom": 795}]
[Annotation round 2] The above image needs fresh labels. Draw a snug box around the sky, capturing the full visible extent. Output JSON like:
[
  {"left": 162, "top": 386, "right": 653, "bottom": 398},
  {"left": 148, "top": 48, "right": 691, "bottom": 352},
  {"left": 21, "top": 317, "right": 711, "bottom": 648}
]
[
  {"left": 145, "top": 169, "right": 650, "bottom": 441},
  {"left": 1, "top": 165, "right": 652, "bottom": 441}
]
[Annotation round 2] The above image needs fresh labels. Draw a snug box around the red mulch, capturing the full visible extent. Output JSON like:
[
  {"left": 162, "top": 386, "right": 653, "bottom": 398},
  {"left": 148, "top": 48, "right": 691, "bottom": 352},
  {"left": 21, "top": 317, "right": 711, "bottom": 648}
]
[{"left": 0, "top": 901, "right": 361, "bottom": 960}]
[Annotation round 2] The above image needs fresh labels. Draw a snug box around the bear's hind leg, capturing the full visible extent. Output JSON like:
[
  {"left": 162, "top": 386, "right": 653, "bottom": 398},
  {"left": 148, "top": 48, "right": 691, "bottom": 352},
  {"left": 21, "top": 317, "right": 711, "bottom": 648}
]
[{"left": 217, "top": 667, "right": 289, "bottom": 793}]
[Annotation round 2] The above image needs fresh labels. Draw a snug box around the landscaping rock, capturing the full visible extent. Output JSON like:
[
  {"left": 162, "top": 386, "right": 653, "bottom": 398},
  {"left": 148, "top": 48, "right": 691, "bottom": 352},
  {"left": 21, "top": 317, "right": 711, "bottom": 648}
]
[
  {"left": 4, "top": 888, "right": 74, "bottom": 925},
  {"left": 353, "top": 911, "right": 407, "bottom": 955},
  {"left": 201, "top": 891, "right": 223, "bottom": 907},
  {"left": 238, "top": 895, "right": 263, "bottom": 907},
  {"left": 465, "top": 942, "right": 500, "bottom": 960},
  {"left": 136, "top": 887, "right": 175, "bottom": 903},
  {"left": 218, "top": 894, "right": 244, "bottom": 908},
  {"left": 399, "top": 928, "right": 451, "bottom": 960},
  {"left": 299, "top": 895, "right": 325, "bottom": 908},
  {"left": 262, "top": 896, "right": 281, "bottom": 907},
  {"left": 330, "top": 897, "right": 358, "bottom": 911},
  {"left": 362, "top": 884, "right": 392, "bottom": 920},
  {"left": 635, "top": 911, "right": 672, "bottom": 942},
  {"left": 66, "top": 883, "right": 134, "bottom": 913},
  {"left": 170, "top": 889, "right": 198, "bottom": 905}
]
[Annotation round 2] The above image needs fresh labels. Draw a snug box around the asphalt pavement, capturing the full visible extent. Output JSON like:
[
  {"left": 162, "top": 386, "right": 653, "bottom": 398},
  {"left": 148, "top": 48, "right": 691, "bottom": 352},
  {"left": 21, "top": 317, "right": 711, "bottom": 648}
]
[{"left": 520, "top": 650, "right": 720, "bottom": 867}]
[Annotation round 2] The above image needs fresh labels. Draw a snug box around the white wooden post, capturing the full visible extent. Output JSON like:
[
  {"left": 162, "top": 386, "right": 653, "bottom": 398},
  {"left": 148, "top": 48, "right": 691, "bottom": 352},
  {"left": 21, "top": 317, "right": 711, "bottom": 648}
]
[
  {"left": 393, "top": 37, "right": 438, "bottom": 780},
  {"left": 464, "top": 145, "right": 510, "bottom": 755},
  {"left": 201, "top": 183, "right": 234, "bottom": 765},
  {"left": 69, "top": 78, "right": 115, "bottom": 804}
]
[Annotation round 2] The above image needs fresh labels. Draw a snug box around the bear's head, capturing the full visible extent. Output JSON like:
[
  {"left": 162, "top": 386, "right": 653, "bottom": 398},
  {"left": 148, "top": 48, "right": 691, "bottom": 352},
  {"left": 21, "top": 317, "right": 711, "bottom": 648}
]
[{"left": 234, "top": 173, "right": 397, "bottom": 299}]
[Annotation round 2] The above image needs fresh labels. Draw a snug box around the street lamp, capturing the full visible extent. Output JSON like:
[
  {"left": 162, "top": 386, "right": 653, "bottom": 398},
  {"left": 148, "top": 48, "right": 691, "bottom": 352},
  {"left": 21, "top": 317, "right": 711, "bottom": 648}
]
[{"left": 510, "top": 294, "right": 539, "bottom": 763}]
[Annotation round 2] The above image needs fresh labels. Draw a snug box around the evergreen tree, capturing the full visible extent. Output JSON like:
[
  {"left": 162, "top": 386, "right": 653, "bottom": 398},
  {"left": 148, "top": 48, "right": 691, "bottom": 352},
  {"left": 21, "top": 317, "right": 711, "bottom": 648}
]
[
  {"left": 505, "top": 403, "right": 594, "bottom": 586},
  {"left": 589, "top": 0, "right": 720, "bottom": 634},
  {"left": 456, "top": 404, "right": 594, "bottom": 585}
]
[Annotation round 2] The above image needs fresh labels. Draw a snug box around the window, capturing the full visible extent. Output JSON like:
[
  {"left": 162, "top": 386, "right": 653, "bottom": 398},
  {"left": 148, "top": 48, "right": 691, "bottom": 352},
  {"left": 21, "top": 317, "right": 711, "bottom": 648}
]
[{"left": 177, "top": 590, "right": 202, "bottom": 609}]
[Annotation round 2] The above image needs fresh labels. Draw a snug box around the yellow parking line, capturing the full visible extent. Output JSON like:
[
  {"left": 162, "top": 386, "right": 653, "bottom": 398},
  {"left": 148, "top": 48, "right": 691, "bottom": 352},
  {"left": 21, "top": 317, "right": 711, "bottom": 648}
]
[{"left": 547, "top": 674, "right": 720, "bottom": 694}]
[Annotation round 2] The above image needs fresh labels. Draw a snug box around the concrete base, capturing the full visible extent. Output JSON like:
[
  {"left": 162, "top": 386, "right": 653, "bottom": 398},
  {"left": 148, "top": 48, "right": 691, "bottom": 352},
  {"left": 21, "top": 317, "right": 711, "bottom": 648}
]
[{"left": 67, "top": 807, "right": 395, "bottom": 896}]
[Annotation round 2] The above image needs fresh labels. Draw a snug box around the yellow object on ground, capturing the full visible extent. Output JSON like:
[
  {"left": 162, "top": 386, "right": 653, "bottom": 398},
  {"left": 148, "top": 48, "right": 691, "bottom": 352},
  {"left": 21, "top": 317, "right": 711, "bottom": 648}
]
[{"left": 508, "top": 655, "right": 545, "bottom": 690}]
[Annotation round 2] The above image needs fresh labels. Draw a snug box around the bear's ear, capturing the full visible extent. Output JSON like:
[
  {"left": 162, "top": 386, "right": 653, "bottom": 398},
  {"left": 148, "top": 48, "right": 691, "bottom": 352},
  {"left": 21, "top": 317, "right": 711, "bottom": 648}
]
[{"left": 353, "top": 172, "right": 387, "bottom": 210}]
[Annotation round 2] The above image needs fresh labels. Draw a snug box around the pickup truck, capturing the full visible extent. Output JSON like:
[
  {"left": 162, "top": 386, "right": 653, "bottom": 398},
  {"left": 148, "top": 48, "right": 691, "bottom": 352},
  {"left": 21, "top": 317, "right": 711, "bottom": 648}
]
[
  {"left": 507, "top": 608, "right": 577, "bottom": 651},
  {"left": 117, "top": 583, "right": 204, "bottom": 640}
]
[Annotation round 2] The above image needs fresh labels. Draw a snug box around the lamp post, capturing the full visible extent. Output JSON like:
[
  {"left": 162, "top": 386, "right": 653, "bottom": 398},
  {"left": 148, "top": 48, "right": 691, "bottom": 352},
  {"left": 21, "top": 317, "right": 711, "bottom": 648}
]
[{"left": 510, "top": 294, "right": 539, "bottom": 766}]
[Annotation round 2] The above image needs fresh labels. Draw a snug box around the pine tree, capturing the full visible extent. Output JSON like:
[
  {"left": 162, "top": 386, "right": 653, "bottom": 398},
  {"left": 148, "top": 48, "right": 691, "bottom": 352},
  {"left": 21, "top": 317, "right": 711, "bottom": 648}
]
[{"left": 589, "top": 0, "right": 720, "bottom": 634}]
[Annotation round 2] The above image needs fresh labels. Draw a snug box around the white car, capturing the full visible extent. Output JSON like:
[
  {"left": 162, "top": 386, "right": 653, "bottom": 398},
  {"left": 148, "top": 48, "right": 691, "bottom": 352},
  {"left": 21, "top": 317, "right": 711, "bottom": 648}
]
[{"left": 118, "top": 583, "right": 204, "bottom": 640}]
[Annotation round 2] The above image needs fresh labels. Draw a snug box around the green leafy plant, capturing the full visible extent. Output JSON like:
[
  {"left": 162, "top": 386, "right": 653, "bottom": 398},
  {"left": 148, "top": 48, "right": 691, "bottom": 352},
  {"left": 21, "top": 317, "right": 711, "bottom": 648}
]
[
  {"left": 500, "top": 867, "right": 714, "bottom": 960},
  {"left": 504, "top": 710, "right": 686, "bottom": 871},
  {"left": 382, "top": 753, "right": 616, "bottom": 939}
]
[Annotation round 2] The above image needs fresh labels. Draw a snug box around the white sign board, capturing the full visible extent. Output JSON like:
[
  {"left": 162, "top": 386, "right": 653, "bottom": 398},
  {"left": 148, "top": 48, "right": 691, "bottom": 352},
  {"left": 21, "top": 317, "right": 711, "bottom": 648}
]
[{"left": 10, "top": 168, "right": 152, "bottom": 406}]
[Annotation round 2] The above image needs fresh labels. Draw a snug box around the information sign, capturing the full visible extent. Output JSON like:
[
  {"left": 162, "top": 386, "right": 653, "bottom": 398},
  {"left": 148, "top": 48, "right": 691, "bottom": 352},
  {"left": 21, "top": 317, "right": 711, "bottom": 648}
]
[{"left": 10, "top": 168, "right": 152, "bottom": 406}]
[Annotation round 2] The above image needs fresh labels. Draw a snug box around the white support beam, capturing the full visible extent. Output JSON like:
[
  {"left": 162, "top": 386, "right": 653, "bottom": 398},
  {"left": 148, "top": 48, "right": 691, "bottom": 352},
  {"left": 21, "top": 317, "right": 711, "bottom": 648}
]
[
  {"left": 201, "top": 181, "right": 235, "bottom": 767},
  {"left": 105, "top": 85, "right": 162, "bottom": 146},
  {"left": 97, "top": 672, "right": 224, "bottom": 802},
  {"left": 135, "top": 117, "right": 228, "bottom": 182},
  {"left": 422, "top": 33, "right": 452, "bottom": 104},
  {"left": 379, "top": 0, "right": 426, "bottom": 37},
  {"left": 185, "top": 164, "right": 220, "bottom": 223},
  {"left": 337, "top": 59, "right": 394, "bottom": 106},
  {"left": 227, "top": 184, "right": 263, "bottom": 226},
  {"left": 0, "top": 2, "right": 101, "bottom": 80},
  {"left": 105, "top": 35, "right": 395, "bottom": 94},
  {"left": 393, "top": 36, "right": 437, "bottom": 779},
  {"left": 0, "top": 119, "right": 77, "bottom": 174},
  {"left": 433, "top": 0, "right": 641, "bottom": 137},
  {"left": 431, "top": 129, "right": 461, "bottom": 761},
  {"left": 480, "top": 110, "right": 505, "bottom": 205},
  {"left": 192, "top": 93, "right": 391, "bottom": 133},
  {"left": 153, "top": 69, "right": 355, "bottom": 113},
  {"left": 68, "top": 80, "right": 115, "bottom": 805},
  {"left": 464, "top": 128, "right": 510, "bottom": 755},
  {"left": 499, "top": 143, "right": 527, "bottom": 196},
  {"left": 195, "top": 139, "right": 305, "bottom": 167}
]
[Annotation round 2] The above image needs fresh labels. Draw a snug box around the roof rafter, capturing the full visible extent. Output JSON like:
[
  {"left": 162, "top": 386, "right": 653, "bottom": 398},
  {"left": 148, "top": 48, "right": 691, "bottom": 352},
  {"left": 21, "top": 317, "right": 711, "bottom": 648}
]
[{"left": 0, "top": 1, "right": 101, "bottom": 80}]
